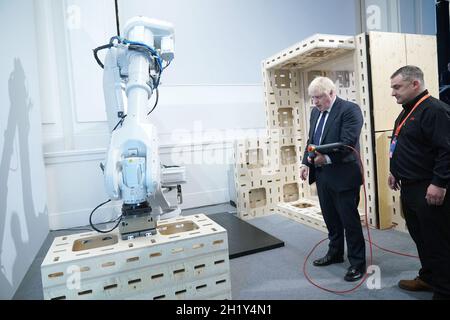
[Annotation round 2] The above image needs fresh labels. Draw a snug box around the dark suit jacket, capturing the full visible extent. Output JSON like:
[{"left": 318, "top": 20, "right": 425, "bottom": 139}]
[{"left": 302, "top": 97, "right": 363, "bottom": 191}]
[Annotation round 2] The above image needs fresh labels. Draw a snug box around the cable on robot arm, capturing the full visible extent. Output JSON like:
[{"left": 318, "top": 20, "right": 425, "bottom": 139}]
[
  {"left": 163, "top": 60, "right": 172, "bottom": 70},
  {"left": 93, "top": 43, "right": 113, "bottom": 69},
  {"left": 147, "top": 88, "right": 159, "bottom": 116},
  {"left": 92, "top": 37, "right": 166, "bottom": 75},
  {"left": 112, "top": 114, "right": 127, "bottom": 132},
  {"left": 94, "top": 37, "right": 172, "bottom": 122},
  {"left": 122, "top": 39, "right": 163, "bottom": 70},
  {"left": 89, "top": 199, "right": 123, "bottom": 233}
]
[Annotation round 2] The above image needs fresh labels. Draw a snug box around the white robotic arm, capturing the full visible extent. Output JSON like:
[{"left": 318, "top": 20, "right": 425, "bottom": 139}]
[{"left": 96, "top": 17, "right": 180, "bottom": 239}]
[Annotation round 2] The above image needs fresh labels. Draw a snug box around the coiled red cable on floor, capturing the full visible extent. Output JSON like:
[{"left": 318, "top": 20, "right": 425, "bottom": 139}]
[{"left": 302, "top": 145, "right": 418, "bottom": 294}]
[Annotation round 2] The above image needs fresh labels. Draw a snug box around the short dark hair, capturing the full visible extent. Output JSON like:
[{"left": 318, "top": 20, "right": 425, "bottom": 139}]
[{"left": 391, "top": 65, "right": 424, "bottom": 84}]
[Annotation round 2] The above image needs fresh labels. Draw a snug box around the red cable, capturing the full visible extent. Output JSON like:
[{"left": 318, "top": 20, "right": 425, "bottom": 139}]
[
  {"left": 303, "top": 238, "right": 370, "bottom": 294},
  {"left": 302, "top": 145, "right": 418, "bottom": 294}
]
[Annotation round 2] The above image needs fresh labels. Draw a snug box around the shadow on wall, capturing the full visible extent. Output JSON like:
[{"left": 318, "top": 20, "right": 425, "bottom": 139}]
[{"left": 0, "top": 58, "right": 48, "bottom": 299}]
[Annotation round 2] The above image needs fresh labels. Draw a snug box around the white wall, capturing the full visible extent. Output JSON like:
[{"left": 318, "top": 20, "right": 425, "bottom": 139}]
[
  {"left": 118, "top": 0, "right": 357, "bottom": 85},
  {"left": 0, "top": 0, "right": 49, "bottom": 299},
  {"left": 40, "top": 0, "right": 358, "bottom": 229}
]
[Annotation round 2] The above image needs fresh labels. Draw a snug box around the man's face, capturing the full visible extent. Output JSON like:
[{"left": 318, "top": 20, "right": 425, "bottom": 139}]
[
  {"left": 311, "top": 90, "right": 334, "bottom": 112},
  {"left": 390, "top": 74, "right": 420, "bottom": 105}
]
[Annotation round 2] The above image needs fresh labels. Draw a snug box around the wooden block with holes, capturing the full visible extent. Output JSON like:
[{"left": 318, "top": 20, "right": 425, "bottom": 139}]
[
  {"left": 263, "top": 70, "right": 305, "bottom": 133},
  {"left": 233, "top": 136, "right": 306, "bottom": 220},
  {"left": 277, "top": 199, "right": 327, "bottom": 233},
  {"left": 277, "top": 198, "right": 367, "bottom": 233},
  {"left": 236, "top": 176, "right": 309, "bottom": 220},
  {"left": 235, "top": 172, "right": 284, "bottom": 220},
  {"left": 41, "top": 214, "right": 231, "bottom": 300},
  {"left": 234, "top": 138, "right": 279, "bottom": 179}
]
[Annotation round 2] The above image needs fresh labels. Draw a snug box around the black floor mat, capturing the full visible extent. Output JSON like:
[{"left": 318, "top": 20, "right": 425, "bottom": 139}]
[{"left": 207, "top": 212, "right": 285, "bottom": 259}]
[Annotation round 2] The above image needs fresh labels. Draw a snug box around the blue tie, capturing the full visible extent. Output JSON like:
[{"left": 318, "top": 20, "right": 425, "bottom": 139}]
[{"left": 313, "top": 111, "right": 328, "bottom": 145}]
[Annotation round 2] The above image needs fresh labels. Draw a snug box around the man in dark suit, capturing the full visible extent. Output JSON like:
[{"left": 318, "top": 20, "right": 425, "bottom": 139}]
[{"left": 300, "top": 76, "right": 366, "bottom": 281}]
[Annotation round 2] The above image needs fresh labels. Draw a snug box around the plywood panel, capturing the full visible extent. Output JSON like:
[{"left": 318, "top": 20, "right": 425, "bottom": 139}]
[
  {"left": 405, "top": 34, "right": 439, "bottom": 98},
  {"left": 375, "top": 131, "right": 392, "bottom": 229},
  {"left": 375, "top": 132, "right": 406, "bottom": 231},
  {"left": 369, "top": 32, "right": 407, "bottom": 132}
]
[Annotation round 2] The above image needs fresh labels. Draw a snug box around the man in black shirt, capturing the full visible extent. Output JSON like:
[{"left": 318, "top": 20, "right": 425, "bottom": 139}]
[{"left": 389, "top": 65, "right": 450, "bottom": 300}]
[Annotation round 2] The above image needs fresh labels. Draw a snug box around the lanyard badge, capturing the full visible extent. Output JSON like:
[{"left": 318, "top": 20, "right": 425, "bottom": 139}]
[
  {"left": 389, "top": 136, "right": 397, "bottom": 159},
  {"left": 390, "top": 94, "right": 430, "bottom": 159}
]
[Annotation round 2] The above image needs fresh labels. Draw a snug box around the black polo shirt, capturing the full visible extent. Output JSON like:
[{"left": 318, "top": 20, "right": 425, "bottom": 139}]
[{"left": 390, "top": 90, "right": 450, "bottom": 188}]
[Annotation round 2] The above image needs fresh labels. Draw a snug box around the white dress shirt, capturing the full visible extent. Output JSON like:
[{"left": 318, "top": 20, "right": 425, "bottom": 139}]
[{"left": 313, "top": 96, "right": 337, "bottom": 165}]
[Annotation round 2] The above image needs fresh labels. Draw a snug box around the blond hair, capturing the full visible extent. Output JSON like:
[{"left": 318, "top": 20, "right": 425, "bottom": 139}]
[{"left": 308, "top": 76, "right": 336, "bottom": 96}]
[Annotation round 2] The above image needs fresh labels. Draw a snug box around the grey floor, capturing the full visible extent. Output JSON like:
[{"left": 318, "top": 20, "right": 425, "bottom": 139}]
[{"left": 13, "top": 203, "right": 431, "bottom": 300}]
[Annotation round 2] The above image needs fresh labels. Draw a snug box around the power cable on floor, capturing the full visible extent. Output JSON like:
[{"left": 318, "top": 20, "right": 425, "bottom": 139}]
[{"left": 303, "top": 145, "right": 419, "bottom": 294}]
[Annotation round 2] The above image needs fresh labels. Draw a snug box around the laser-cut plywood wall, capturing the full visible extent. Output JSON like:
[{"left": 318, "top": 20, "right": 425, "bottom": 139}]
[{"left": 234, "top": 32, "right": 439, "bottom": 233}]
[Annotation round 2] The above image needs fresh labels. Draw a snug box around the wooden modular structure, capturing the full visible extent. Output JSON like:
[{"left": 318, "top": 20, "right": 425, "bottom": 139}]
[
  {"left": 41, "top": 214, "right": 231, "bottom": 300},
  {"left": 234, "top": 31, "right": 438, "bottom": 232}
]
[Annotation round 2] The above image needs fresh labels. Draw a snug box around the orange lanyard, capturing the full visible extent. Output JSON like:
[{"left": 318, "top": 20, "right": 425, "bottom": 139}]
[{"left": 394, "top": 94, "right": 430, "bottom": 137}]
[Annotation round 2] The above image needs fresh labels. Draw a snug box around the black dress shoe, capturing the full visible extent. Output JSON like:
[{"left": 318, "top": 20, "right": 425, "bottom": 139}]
[
  {"left": 344, "top": 267, "right": 364, "bottom": 282},
  {"left": 313, "top": 255, "right": 344, "bottom": 267}
]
